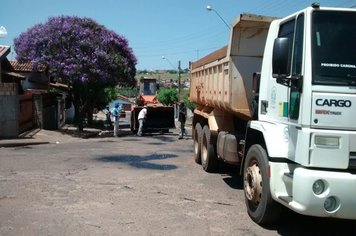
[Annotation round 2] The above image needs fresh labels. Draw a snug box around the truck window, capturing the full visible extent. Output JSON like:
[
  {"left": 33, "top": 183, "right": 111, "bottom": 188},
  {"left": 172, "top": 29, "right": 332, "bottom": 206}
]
[
  {"left": 289, "top": 14, "right": 304, "bottom": 120},
  {"left": 278, "top": 14, "right": 304, "bottom": 120},
  {"left": 278, "top": 15, "right": 304, "bottom": 77},
  {"left": 278, "top": 19, "right": 295, "bottom": 69},
  {"left": 312, "top": 11, "right": 356, "bottom": 85},
  {"left": 292, "top": 14, "right": 304, "bottom": 77}
]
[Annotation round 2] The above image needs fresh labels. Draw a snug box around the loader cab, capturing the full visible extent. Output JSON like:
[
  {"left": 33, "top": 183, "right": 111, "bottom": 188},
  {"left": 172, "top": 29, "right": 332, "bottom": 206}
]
[{"left": 138, "top": 77, "right": 159, "bottom": 96}]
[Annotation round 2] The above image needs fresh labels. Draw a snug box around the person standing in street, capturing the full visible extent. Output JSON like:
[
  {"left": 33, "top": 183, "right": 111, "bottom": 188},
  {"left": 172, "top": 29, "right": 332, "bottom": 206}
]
[
  {"left": 178, "top": 101, "right": 187, "bottom": 139},
  {"left": 112, "top": 103, "right": 121, "bottom": 137},
  {"left": 104, "top": 106, "right": 112, "bottom": 130},
  {"left": 137, "top": 107, "right": 147, "bottom": 136}
]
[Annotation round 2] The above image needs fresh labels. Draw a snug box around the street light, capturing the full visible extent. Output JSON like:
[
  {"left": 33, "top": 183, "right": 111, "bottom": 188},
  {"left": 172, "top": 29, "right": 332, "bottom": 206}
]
[
  {"left": 161, "top": 56, "right": 176, "bottom": 70},
  {"left": 162, "top": 56, "right": 182, "bottom": 100},
  {"left": 206, "top": 5, "right": 230, "bottom": 29}
]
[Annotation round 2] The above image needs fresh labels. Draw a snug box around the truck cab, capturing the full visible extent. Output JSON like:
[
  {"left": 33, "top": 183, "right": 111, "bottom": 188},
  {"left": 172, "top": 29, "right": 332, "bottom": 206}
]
[
  {"left": 250, "top": 4, "right": 356, "bottom": 223},
  {"left": 189, "top": 3, "right": 356, "bottom": 225}
]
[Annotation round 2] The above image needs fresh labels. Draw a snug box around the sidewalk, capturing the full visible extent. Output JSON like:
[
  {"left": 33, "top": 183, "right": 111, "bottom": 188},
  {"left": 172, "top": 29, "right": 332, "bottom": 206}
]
[
  {"left": 0, "top": 117, "right": 192, "bottom": 148},
  {"left": 0, "top": 125, "right": 102, "bottom": 148}
]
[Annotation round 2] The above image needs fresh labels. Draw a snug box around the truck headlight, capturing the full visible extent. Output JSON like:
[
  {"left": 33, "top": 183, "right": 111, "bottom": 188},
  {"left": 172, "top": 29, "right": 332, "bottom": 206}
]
[
  {"left": 315, "top": 136, "right": 339, "bottom": 148},
  {"left": 312, "top": 179, "right": 325, "bottom": 195},
  {"left": 324, "top": 196, "right": 339, "bottom": 212}
]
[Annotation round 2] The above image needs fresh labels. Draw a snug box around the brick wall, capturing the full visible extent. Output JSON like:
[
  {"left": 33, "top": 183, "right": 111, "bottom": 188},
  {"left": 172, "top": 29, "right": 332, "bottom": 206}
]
[
  {"left": 0, "top": 83, "right": 17, "bottom": 96},
  {"left": 0, "top": 83, "right": 19, "bottom": 138}
]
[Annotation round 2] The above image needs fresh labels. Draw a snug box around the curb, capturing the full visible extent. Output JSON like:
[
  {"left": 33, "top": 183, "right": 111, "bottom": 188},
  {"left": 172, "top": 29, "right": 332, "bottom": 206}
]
[{"left": 0, "top": 141, "right": 50, "bottom": 148}]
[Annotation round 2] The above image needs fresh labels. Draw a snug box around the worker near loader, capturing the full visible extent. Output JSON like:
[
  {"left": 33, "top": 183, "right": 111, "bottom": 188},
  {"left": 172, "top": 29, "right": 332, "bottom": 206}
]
[
  {"left": 178, "top": 101, "right": 187, "bottom": 139},
  {"left": 137, "top": 107, "right": 147, "bottom": 136}
]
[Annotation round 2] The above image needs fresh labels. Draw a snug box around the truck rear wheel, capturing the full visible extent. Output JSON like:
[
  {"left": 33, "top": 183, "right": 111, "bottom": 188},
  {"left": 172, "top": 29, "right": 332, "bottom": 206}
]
[
  {"left": 243, "top": 144, "right": 280, "bottom": 225},
  {"left": 193, "top": 123, "right": 202, "bottom": 164},
  {"left": 201, "top": 125, "right": 218, "bottom": 172}
]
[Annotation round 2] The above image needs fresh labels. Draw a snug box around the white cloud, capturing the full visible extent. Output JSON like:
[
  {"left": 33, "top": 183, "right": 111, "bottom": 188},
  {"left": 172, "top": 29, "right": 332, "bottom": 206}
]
[{"left": 0, "top": 26, "right": 7, "bottom": 38}]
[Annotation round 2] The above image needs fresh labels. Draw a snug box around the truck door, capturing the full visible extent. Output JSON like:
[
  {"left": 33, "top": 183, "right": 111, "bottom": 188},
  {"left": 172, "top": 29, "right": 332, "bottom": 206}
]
[
  {"left": 276, "top": 14, "right": 305, "bottom": 158},
  {"left": 289, "top": 14, "right": 304, "bottom": 121}
]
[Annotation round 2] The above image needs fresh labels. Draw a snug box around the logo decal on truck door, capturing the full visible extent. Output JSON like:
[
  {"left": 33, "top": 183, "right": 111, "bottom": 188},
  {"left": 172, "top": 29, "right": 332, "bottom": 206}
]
[{"left": 315, "top": 99, "right": 352, "bottom": 108}]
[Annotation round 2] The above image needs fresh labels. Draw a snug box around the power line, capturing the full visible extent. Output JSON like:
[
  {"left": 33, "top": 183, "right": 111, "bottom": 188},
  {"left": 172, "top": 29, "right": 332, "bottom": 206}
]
[
  {"left": 137, "top": 46, "right": 222, "bottom": 59},
  {"left": 130, "top": 26, "right": 227, "bottom": 50}
]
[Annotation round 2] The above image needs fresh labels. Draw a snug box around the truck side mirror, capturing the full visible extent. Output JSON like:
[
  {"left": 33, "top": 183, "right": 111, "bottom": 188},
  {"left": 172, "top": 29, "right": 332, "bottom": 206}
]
[{"left": 272, "top": 38, "right": 290, "bottom": 79}]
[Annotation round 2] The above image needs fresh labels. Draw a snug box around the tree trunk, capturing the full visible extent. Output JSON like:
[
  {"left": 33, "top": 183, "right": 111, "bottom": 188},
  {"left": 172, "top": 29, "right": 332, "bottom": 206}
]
[
  {"left": 72, "top": 94, "right": 84, "bottom": 132},
  {"left": 87, "top": 109, "right": 93, "bottom": 125}
]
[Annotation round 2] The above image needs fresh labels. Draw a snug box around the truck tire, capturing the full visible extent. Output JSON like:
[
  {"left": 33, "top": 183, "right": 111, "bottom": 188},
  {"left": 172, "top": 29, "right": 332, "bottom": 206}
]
[
  {"left": 201, "top": 125, "right": 218, "bottom": 172},
  {"left": 193, "top": 123, "right": 202, "bottom": 164},
  {"left": 243, "top": 144, "right": 280, "bottom": 225}
]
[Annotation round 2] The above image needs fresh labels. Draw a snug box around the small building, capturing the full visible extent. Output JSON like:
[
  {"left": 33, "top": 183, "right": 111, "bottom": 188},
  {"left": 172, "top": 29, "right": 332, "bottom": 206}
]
[
  {"left": 0, "top": 46, "right": 27, "bottom": 138},
  {"left": 109, "top": 94, "right": 133, "bottom": 112},
  {"left": 10, "top": 60, "right": 49, "bottom": 91},
  {"left": 10, "top": 60, "right": 66, "bottom": 130}
]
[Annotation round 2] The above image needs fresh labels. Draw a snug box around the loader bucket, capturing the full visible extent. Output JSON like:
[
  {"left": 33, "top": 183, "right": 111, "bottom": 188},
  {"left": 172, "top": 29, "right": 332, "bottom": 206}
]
[{"left": 130, "top": 106, "right": 175, "bottom": 134}]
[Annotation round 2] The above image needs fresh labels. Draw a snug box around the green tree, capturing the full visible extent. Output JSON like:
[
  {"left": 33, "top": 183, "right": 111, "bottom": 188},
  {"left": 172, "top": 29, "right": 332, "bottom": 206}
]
[
  {"left": 14, "top": 16, "right": 136, "bottom": 131},
  {"left": 157, "top": 88, "right": 178, "bottom": 106},
  {"left": 183, "top": 89, "right": 196, "bottom": 112}
]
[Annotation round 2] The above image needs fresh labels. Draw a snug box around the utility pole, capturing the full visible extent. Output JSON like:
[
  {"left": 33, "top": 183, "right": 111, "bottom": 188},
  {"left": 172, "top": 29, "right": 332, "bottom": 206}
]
[
  {"left": 178, "top": 60, "right": 181, "bottom": 101},
  {"left": 162, "top": 56, "right": 182, "bottom": 101}
]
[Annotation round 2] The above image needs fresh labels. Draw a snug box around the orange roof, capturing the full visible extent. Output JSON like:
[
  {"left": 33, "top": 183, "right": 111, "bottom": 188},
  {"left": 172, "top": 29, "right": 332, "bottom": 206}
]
[
  {"left": 0, "top": 46, "right": 10, "bottom": 60},
  {"left": 10, "top": 61, "right": 47, "bottom": 72},
  {"left": 116, "top": 94, "right": 132, "bottom": 103}
]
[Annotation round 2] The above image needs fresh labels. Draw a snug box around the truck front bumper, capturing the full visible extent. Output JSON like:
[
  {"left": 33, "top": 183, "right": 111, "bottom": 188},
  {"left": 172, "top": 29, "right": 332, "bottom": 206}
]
[{"left": 288, "top": 167, "right": 356, "bottom": 219}]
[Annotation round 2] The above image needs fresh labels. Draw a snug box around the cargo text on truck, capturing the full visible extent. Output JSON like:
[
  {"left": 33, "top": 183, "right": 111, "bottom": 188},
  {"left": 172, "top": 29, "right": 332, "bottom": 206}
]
[{"left": 189, "top": 3, "right": 356, "bottom": 225}]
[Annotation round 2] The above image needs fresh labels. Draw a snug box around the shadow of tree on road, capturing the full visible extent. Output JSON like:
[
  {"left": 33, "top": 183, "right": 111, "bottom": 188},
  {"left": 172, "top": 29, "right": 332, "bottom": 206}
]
[{"left": 95, "top": 153, "right": 178, "bottom": 170}]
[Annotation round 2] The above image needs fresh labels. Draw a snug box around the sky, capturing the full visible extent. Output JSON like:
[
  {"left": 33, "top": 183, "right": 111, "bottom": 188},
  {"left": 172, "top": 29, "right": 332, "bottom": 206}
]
[{"left": 1, "top": 0, "right": 355, "bottom": 70}]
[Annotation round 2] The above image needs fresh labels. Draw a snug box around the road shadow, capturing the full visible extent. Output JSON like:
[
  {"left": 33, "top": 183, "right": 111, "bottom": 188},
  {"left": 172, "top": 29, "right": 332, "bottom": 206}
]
[
  {"left": 149, "top": 135, "right": 178, "bottom": 143},
  {"left": 274, "top": 209, "right": 356, "bottom": 235},
  {"left": 217, "top": 163, "right": 243, "bottom": 190},
  {"left": 18, "top": 128, "right": 41, "bottom": 138},
  {"left": 95, "top": 153, "right": 178, "bottom": 170}
]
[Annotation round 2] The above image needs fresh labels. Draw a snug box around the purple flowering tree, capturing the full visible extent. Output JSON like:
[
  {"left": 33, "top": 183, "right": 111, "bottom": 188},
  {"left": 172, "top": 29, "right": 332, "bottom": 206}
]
[{"left": 14, "top": 16, "right": 137, "bottom": 130}]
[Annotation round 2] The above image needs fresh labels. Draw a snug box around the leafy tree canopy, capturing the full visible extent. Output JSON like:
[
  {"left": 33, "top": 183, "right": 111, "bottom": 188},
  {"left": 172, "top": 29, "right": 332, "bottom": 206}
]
[
  {"left": 14, "top": 16, "right": 137, "bottom": 129},
  {"left": 182, "top": 89, "right": 195, "bottom": 112},
  {"left": 14, "top": 16, "right": 137, "bottom": 87},
  {"left": 157, "top": 88, "right": 178, "bottom": 106}
]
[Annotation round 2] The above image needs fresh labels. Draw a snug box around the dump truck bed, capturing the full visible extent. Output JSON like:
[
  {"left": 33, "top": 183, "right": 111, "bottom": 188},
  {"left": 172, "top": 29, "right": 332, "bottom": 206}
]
[{"left": 189, "top": 14, "right": 277, "bottom": 120}]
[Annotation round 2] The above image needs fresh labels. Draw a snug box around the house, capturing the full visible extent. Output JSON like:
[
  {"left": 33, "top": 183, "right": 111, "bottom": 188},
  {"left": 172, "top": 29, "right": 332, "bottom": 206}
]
[
  {"left": 0, "top": 46, "right": 27, "bottom": 138},
  {"left": 0, "top": 45, "right": 68, "bottom": 138},
  {"left": 49, "top": 81, "right": 74, "bottom": 124},
  {"left": 10, "top": 60, "right": 67, "bottom": 130},
  {"left": 108, "top": 94, "right": 134, "bottom": 112},
  {"left": 10, "top": 60, "right": 49, "bottom": 91}
]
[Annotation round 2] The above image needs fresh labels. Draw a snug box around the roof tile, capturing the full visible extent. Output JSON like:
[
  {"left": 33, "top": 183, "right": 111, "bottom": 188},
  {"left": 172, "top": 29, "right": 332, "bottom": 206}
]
[
  {"left": 0, "top": 46, "right": 10, "bottom": 60},
  {"left": 10, "top": 61, "right": 47, "bottom": 72}
]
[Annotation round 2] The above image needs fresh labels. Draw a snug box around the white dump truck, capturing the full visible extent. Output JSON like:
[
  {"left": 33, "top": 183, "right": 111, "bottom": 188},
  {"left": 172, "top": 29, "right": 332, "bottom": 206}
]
[{"left": 189, "top": 4, "right": 356, "bottom": 224}]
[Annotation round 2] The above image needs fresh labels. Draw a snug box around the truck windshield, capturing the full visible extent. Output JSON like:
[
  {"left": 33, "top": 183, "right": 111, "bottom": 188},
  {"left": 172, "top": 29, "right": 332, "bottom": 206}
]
[{"left": 312, "top": 11, "right": 356, "bottom": 85}]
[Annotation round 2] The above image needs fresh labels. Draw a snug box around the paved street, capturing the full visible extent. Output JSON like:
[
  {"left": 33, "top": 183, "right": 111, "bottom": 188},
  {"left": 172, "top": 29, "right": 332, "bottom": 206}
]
[{"left": 0, "top": 128, "right": 356, "bottom": 235}]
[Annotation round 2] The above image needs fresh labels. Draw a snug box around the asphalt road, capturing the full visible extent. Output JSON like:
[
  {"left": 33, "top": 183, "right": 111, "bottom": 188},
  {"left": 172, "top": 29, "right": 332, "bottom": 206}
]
[{"left": 0, "top": 130, "right": 355, "bottom": 235}]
